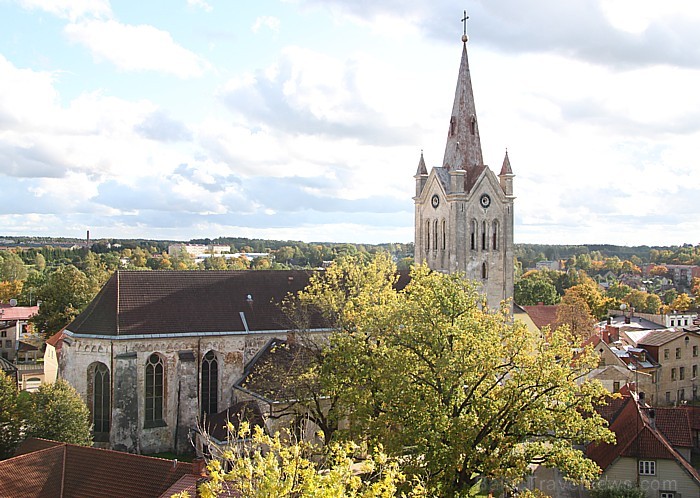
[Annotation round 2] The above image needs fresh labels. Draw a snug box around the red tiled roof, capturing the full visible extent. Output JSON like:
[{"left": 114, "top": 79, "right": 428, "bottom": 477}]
[
  {"left": 521, "top": 304, "right": 559, "bottom": 330},
  {"left": 0, "top": 304, "right": 38, "bottom": 321},
  {"left": 0, "top": 438, "right": 195, "bottom": 498},
  {"left": 587, "top": 398, "right": 700, "bottom": 485},
  {"left": 683, "top": 406, "right": 700, "bottom": 431},
  {"left": 46, "top": 329, "right": 66, "bottom": 349},
  {"left": 651, "top": 407, "right": 693, "bottom": 448}
]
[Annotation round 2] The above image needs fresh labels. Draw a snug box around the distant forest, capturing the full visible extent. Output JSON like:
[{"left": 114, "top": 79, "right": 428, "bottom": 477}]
[{"left": 1, "top": 235, "right": 699, "bottom": 336}]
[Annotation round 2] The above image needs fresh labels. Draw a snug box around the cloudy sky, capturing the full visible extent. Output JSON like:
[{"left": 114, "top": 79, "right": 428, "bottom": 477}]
[{"left": 0, "top": 0, "right": 698, "bottom": 246}]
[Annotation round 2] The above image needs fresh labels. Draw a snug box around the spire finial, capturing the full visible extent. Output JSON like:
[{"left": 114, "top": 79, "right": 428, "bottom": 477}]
[{"left": 461, "top": 10, "right": 469, "bottom": 43}]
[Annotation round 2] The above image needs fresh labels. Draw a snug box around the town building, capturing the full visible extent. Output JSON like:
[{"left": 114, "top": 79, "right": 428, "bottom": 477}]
[{"left": 413, "top": 33, "right": 515, "bottom": 310}]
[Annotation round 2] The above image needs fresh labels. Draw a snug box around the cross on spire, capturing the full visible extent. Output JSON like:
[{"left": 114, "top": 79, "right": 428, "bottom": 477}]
[{"left": 461, "top": 10, "right": 469, "bottom": 37}]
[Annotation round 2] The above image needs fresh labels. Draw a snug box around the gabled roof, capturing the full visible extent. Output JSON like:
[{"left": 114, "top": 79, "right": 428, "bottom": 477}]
[
  {"left": 651, "top": 407, "right": 693, "bottom": 448},
  {"left": 66, "top": 270, "right": 318, "bottom": 337},
  {"left": 520, "top": 304, "right": 559, "bottom": 331},
  {"left": 637, "top": 328, "right": 686, "bottom": 347},
  {"left": 0, "top": 438, "right": 195, "bottom": 498},
  {"left": 203, "top": 401, "right": 267, "bottom": 442},
  {"left": 235, "top": 338, "right": 318, "bottom": 403},
  {"left": 587, "top": 397, "right": 700, "bottom": 485}
]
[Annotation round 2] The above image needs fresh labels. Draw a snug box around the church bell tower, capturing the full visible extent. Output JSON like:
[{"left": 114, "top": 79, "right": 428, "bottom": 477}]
[{"left": 414, "top": 16, "right": 515, "bottom": 310}]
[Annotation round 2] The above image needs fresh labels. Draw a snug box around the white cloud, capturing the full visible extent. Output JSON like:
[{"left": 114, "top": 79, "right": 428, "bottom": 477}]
[
  {"left": 17, "top": 0, "right": 112, "bottom": 21},
  {"left": 187, "top": 0, "right": 213, "bottom": 12},
  {"left": 64, "top": 19, "right": 210, "bottom": 78},
  {"left": 251, "top": 16, "right": 281, "bottom": 34}
]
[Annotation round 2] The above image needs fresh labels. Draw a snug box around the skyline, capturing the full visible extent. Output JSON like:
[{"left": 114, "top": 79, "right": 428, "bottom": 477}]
[{"left": 1, "top": 0, "right": 699, "bottom": 246}]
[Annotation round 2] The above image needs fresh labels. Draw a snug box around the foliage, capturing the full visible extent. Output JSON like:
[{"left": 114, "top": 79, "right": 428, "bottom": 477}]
[
  {"left": 590, "top": 481, "right": 646, "bottom": 498},
  {"left": 308, "top": 259, "right": 613, "bottom": 496},
  {"left": 0, "top": 371, "right": 22, "bottom": 460},
  {"left": 555, "top": 292, "right": 596, "bottom": 340},
  {"left": 669, "top": 293, "right": 692, "bottom": 312},
  {"left": 188, "top": 424, "right": 424, "bottom": 498},
  {"left": 514, "top": 271, "right": 559, "bottom": 305},
  {"left": 23, "top": 380, "right": 93, "bottom": 446},
  {"left": 31, "top": 265, "right": 97, "bottom": 336},
  {"left": 0, "top": 250, "right": 28, "bottom": 282}
]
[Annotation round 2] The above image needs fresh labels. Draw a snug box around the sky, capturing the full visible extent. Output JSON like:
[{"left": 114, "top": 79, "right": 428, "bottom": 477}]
[{"left": 0, "top": 0, "right": 699, "bottom": 246}]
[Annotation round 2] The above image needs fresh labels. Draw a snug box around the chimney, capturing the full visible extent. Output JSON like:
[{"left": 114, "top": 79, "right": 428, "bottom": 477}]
[{"left": 192, "top": 457, "right": 207, "bottom": 477}]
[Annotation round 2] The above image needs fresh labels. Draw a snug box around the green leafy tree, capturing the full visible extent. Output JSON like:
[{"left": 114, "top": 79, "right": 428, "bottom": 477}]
[
  {"left": 24, "top": 379, "right": 92, "bottom": 446},
  {"left": 311, "top": 260, "right": 613, "bottom": 496},
  {"left": 0, "top": 250, "right": 28, "bottom": 282},
  {"left": 0, "top": 371, "right": 22, "bottom": 459},
  {"left": 32, "top": 265, "right": 95, "bottom": 336},
  {"left": 34, "top": 253, "right": 46, "bottom": 272},
  {"left": 644, "top": 293, "right": 662, "bottom": 314},
  {"left": 514, "top": 272, "right": 559, "bottom": 305},
  {"left": 188, "top": 424, "right": 422, "bottom": 498}
]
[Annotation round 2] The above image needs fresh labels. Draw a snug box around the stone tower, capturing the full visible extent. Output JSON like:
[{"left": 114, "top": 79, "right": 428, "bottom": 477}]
[{"left": 414, "top": 35, "right": 515, "bottom": 310}]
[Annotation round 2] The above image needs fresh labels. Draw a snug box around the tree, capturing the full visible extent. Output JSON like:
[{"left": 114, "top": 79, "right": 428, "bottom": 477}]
[
  {"left": 0, "top": 250, "right": 28, "bottom": 282},
  {"left": 670, "top": 293, "right": 692, "bottom": 312},
  {"left": 311, "top": 260, "right": 613, "bottom": 496},
  {"left": 644, "top": 293, "right": 662, "bottom": 314},
  {"left": 556, "top": 292, "right": 596, "bottom": 340},
  {"left": 0, "top": 280, "right": 23, "bottom": 303},
  {"left": 514, "top": 272, "right": 559, "bottom": 305},
  {"left": 189, "top": 424, "right": 423, "bottom": 498},
  {"left": 32, "top": 265, "right": 95, "bottom": 336},
  {"left": 24, "top": 379, "right": 92, "bottom": 446},
  {"left": 0, "top": 371, "right": 22, "bottom": 460}
]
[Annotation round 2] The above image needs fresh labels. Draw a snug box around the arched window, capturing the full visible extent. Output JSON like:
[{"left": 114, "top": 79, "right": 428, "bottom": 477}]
[
  {"left": 492, "top": 220, "right": 499, "bottom": 251},
  {"left": 481, "top": 221, "right": 487, "bottom": 250},
  {"left": 201, "top": 351, "right": 218, "bottom": 418},
  {"left": 470, "top": 117, "right": 476, "bottom": 135},
  {"left": 470, "top": 220, "right": 476, "bottom": 251},
  {"left": 482, "top": 262, "right": 488, "bottom": 280},
  {"left": 450, "top": 116, "right": 457, "bottom": 136},
  {"left": 87, "top": 362, "right": 110, "bottom": 440},
  {"left": 145, "top": 353, "right": 165, "bottom": 426},
  {"left": 425, "top": 220, "right": 430, "bottom": 252},
  {"left": 441, "top": 219, "right": 446, "bottom": 250},
  {"left": 433, "top": 220, "right": 438, "bottom": 251}
]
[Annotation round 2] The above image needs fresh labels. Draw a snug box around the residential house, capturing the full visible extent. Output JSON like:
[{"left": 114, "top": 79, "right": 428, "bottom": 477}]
[
  {"left": 587, "top": 395, "right": 700, "bottom": 498},
  {"left": 638, "top": 329, "right": 700, "bottom": 406},
  {"left": 0, "top": 303, "right": 38, "bottom": 361}
]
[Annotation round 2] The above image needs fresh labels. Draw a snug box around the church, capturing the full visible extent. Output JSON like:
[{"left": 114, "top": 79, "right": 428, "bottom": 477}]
[
  {"left": 55, "top": 30, "right": 516, "bottom": 454},
  {"left": 414, "top": 30, "right": 515, "bottom": 310}
]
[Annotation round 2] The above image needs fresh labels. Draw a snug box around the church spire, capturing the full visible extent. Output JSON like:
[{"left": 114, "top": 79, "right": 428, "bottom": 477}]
[
  {"left": 499, "top": 149, "right": 513, "bottom": 175},
  {"left": 415, "top": 150, "right": 427, "bottom": 176},
  {"left": 442, "top": 30, "right": 483, "bottom": 173}
]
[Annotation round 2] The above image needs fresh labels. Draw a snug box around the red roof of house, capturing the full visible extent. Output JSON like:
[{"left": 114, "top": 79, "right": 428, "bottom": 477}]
[
  {"left": 587, "top": 398, "right": 700, "bottom": 484},
  {"left": 652, "top": 407, "right": 693, "bottom": 448},
  {"left": 0, "top": 304, "right": 38, "bottom": 321},
  {"left": 45, "top": 329, "right": 66, "bottom": 351},
  {"left": 0, "top": 438, "right": 196, "bottom": 498},
  {"left": 520, "top": 304, "right": 559, "bottom": 330}
]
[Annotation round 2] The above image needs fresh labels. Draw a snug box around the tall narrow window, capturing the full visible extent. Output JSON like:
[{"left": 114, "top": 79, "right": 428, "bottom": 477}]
[
  {"left": 470, "top": 220, "right": 476, "bottom": 250},
  {"left": 441, "top": 220, "right": 446, "bottom": 250},
  {"left": 145, "top": 353, "right": 164, "bottom": 426},
  {"left": 201, "top": 351, "right": 218, "bottom": 418},
  {"left": 482, "top": 262, "right": 488, "bottom": 280},
  {"left": 92, "top": 363, "right": 110, "bottom": 435},
  {"left": 425, "top": 220, "right": 430, "bottom": 252},
  {"left": 481, "top": 221, "right": 487, "bottom": 250},
  {"left": 470, "top": 117, "right": 476, "bottom": 135},
  {"left": 492, "top": 220, "right": 499, "bottom": 251},
  {"left": 450, "top": 116, "right": 456, "bottom": 136},
  {"left": 433, "top": 220, "right": 438, "bottom": 251}
]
